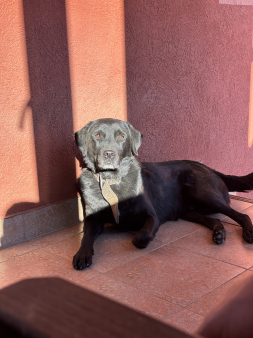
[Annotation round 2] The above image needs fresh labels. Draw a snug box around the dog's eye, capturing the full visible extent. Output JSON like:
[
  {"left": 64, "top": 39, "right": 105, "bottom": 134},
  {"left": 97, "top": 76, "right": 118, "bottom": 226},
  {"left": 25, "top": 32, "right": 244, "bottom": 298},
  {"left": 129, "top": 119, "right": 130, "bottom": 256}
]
[
  {"left": 118, "top": 135, "right": 124, "bottom": 140},
  {"left": 95, "top": 134, "right": 100, "bottom": 139}
]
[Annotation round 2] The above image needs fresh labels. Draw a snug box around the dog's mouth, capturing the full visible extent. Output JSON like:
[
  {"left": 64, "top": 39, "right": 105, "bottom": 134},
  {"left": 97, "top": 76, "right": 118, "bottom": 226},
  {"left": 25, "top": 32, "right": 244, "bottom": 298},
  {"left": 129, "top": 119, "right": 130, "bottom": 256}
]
[
  {"left": 97, "top": 165, "right": 118, "bottom": 172},
  {"left": 95, "top": 159, "right": 120, "bottom": 172}
]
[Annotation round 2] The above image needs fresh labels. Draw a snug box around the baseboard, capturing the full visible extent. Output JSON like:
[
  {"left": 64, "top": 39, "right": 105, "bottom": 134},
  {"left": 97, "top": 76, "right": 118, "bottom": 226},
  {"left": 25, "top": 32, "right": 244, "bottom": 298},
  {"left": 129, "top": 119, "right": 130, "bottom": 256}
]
[
  {"left": 1, "top": 194, "right": 250, "bottom": 250},
  {"left": 230, "top": 194, "right": 253, "bottom": 204},
  {"left": 0, "top": 197, "right": 81, "bottom": 249}
]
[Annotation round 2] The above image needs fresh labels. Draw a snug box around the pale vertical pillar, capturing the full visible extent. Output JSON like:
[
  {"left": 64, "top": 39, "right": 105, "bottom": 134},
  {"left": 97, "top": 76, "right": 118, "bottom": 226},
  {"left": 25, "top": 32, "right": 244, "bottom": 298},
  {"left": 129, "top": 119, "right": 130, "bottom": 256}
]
[{"left": 249, "top": 61, "right": 253, "bottom": 147}]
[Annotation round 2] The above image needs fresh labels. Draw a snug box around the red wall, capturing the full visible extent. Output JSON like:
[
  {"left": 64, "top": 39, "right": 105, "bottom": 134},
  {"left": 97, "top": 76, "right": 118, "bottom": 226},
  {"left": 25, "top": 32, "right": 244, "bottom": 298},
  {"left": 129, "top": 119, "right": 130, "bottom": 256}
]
[
  {"left": 1, "top": 0, "right": 253, "bottom": 221},
  {"left": 0, "top": 0, "right": 126, "bottom": 218},
  {"left": 125, "top": 0, "right": 253, "bottom": 198}
]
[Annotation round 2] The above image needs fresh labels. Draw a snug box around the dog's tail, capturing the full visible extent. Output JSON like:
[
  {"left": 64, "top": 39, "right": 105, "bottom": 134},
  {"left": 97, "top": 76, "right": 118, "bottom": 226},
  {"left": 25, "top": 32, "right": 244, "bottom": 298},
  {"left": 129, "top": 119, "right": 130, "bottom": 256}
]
[{"left": 213, "top": 170, "right": 253, "bottom": 193}]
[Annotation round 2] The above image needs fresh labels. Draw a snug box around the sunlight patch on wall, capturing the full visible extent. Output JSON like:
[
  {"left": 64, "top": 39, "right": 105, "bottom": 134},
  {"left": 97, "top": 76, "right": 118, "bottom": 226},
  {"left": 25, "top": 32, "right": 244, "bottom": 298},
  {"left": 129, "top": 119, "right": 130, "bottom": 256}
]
[
  {"left": 0, "top": 0, "right": 40, "bottom": 218},
  {"left": 0, "top": 219, "right": 3, "bottom": 247},
  {"left": 248, "top": 62, "right": 253, "bottom": 148},
  {"left": 65, "top": 0, "right": 127, "bottom": 133}
]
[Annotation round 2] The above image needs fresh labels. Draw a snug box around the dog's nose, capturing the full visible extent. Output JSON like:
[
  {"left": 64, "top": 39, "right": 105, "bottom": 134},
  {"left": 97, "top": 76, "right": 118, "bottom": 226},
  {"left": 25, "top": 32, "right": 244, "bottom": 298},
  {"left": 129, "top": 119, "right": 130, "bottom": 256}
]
[{"left": 103, "top": 150, "right": 115, "bottom": 159}]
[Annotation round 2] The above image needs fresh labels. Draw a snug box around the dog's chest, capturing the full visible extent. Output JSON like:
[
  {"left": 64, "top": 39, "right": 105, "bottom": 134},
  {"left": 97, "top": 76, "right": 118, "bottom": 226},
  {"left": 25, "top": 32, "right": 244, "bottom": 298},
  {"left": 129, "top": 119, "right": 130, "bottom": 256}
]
[
  {"left": 114, "top": 174, "right": 143, "bottom": 202},
  {"left": 80, "top": 168, "right": 144, "bottom": 221}
]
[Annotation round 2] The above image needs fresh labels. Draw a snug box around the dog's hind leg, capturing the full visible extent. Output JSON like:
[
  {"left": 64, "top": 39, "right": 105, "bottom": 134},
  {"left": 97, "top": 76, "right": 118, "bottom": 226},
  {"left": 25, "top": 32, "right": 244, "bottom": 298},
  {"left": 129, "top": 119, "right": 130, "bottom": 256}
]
[
  {"left": 209, "top": 202, "right": 253, "bottom": 243},
  {"left": 190, "top": 193, "right": 253, "bottom": 243},
  {"left": 183, "top": 211, "right": 226, "bottom": 244}
]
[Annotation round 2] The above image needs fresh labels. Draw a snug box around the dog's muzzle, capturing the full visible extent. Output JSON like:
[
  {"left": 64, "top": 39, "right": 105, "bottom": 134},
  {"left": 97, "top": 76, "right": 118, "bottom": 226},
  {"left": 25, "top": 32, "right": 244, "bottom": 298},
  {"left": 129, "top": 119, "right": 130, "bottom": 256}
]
[{"left": 97, "top": 149, "right": 120, "bottom": 170}]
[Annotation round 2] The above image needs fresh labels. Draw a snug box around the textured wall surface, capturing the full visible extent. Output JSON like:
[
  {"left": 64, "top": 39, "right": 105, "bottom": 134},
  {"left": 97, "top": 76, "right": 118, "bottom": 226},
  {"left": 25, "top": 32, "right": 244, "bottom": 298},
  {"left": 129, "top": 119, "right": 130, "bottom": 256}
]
[
  {"left": 66, "top": 0, "right": 127, "bottom": 133},
  {"left": 0, "top": 0, "right": 40, "bottom": 217},
  {"left": 1, "top": 0, "right": 253, "bottom": 247},
  {"left": 0, "top": 0, "right": 126, "bottom": 219},
  {"left": 125, "top": 0, "right": 253, "bottom": 198}
]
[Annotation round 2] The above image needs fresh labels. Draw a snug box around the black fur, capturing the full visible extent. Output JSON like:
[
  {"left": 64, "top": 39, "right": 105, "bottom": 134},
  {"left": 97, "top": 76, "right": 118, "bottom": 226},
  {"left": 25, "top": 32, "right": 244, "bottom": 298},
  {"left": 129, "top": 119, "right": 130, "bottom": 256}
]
[
  {"left": 213, "top": 170, "right": 253, "bottom": 193},
  {"left": 73, "top": 118, "right": 253, "bottom": 270}
]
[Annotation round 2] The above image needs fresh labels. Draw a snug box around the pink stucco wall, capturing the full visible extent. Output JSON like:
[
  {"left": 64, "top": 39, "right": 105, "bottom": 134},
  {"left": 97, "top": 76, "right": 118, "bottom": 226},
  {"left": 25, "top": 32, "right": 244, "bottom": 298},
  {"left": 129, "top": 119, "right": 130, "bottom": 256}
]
[
  {"left": 1, "top": 0, "right": 253, "bottom": 221},
  {"left": 0, "top": 0, "right": 126, "bottom": 218},
  {"left": 125, "top": 0, "right": 253, "bottom": 197}
]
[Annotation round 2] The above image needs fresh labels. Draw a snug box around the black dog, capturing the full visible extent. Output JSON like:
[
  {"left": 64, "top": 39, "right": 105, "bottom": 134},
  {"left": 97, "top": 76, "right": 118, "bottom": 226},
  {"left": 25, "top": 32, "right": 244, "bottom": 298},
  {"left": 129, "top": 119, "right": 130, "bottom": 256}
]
[{"left": 73, "top": 118, "right": 253, "bottom": 270}]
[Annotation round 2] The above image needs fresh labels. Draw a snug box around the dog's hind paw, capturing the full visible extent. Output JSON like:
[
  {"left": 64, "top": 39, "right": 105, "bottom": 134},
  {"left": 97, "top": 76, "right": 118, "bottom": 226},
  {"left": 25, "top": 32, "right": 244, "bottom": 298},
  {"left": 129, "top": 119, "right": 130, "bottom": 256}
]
[
  {"left": 132, "top": 231, "right": 152, "bottom": 248},
  {"left": 72, "top": 249, "right": 94, "bottom": 270},
  {"left": 243, "top": 228, "right": 253, "bottom": 243},
  {"left": 213, "top": 228, "right": 226, "bottom": 245}
]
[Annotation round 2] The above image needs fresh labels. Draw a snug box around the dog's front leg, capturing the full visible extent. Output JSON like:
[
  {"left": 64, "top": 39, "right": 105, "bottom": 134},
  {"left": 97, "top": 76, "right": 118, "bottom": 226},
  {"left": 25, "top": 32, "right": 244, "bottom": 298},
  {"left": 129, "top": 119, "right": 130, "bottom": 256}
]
[
  {"left": 132, "top": 214, "right": 160, "bottom": 249},
  {"left": 73, "top": 216, "right": 103, "bottom": 270}
]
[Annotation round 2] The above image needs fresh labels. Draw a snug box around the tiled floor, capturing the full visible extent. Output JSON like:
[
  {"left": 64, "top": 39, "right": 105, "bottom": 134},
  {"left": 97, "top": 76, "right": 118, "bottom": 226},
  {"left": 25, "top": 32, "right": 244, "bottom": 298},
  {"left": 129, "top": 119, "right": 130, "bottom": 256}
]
[{"left": 1, "top": 199, "right": 253, "bottom": 335}]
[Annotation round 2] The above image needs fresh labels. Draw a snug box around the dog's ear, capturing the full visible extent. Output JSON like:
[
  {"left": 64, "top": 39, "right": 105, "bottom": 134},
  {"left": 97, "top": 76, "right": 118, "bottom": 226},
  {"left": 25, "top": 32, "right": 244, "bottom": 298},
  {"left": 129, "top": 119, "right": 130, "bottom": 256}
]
[
  {"left": 126, "top": 122, "right": 143, "bottom": 156},
  {"left": 75, "top": 121, "right": 94, "bottom": 157}
]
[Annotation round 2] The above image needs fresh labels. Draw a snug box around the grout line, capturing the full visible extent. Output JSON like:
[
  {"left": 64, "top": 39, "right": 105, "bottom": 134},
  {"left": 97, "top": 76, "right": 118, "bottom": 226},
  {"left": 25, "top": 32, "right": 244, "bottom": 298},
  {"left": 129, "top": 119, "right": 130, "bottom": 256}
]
[
  {"left": 163, "top": 307, "right": 205, "bottom": 321},
  {"left": 90, "top": 229, "right": 204, "bottom": 274},
  {"left": 0, "top": 228, "right": 84, "bottom": 264},
  {"left": 171, "top": 242, "right": 249, "bottom": 270},
  {"left": 94, "top": 272, "right": 184, "bottom": 317},
  {"left": 101, "top": 270, "right": 207, "bottom": 325},
  {"left": 183, "top": 269, "right": 250, "bottom": 314},
  {"left": 230, "top": 195, "right": 253, "bottom": 204}
]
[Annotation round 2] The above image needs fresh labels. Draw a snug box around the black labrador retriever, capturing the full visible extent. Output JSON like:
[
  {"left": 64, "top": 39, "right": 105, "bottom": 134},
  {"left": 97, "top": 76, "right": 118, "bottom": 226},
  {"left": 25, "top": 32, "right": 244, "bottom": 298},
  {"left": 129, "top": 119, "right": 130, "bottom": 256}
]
[{"left": 73, "top": 118, "right": 253, "bottom": 270}]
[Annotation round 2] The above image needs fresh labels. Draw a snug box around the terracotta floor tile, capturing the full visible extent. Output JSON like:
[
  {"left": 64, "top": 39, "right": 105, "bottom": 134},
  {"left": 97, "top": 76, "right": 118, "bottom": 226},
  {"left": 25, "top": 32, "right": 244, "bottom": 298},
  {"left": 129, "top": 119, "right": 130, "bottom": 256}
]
[
  {"left": 1, "top": 198, "right": 251, "bottom": 332},
  {"left": 107, "top": 244, "right": 243, "bottom": 307},
  {"left": 81, "top": 274, "right": 182, "bottom": 320},
  {"left": 173, "top": 223, "right": 253, "bottom": 268},
  {"left": 34, "top": 248, "right": 99, "bottom": 286},
  {"left": 0, "top": 249, "right": 98, "bottom": 289},
  {"left": 229, "top": 199, "right": 253, "bottom": 211},
  {"left": 46, "top": 227, "right": 166, "bottom": 273},
  {"left": 0, "top": 223, "right": 83, "bottom": 264},
  {"left": 0, "top": 252, "right": 59, "bottom": 289},
  {"left": 187, "top": 270, "right": 253, "bottom": 316},
  {"left": 155, "top": 220, "right": 202, "bottom": 244},
  {"left": 163, "top": 308, "right": 204, "bottom": 334}
]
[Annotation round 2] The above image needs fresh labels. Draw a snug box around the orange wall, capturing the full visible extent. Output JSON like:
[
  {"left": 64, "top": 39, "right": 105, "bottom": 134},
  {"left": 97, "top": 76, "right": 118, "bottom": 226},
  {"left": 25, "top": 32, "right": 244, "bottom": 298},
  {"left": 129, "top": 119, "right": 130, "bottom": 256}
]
[
  {"left": 1, "top": 0, "right": 253, "bottom": 222},
  {"left": 0, "top": 0, "right": 127, "bottom": 218}
]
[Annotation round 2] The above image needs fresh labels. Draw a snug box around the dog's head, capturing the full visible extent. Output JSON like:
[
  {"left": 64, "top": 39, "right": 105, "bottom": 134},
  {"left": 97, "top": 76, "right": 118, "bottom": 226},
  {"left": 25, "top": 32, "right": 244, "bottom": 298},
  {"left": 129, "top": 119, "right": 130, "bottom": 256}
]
[{"left": 75, "top": 118, "right": 143, "bottom": 173}]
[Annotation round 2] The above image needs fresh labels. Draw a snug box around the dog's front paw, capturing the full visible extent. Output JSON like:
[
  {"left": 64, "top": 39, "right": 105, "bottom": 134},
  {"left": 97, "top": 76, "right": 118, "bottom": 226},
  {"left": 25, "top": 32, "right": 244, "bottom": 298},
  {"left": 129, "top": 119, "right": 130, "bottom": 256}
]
[
  {"left": 72, "top": 248, "right": 94, "bottom": 270},
  {"left": 132, "top": 231, "right": 152, "bottom": 248},
  {"left": 243, "top": 228, "right": 253, "bottom": 243},
  {"left": 213, "top": 228, "right": 226, "bottom": 244}
]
